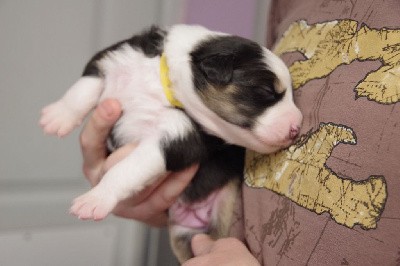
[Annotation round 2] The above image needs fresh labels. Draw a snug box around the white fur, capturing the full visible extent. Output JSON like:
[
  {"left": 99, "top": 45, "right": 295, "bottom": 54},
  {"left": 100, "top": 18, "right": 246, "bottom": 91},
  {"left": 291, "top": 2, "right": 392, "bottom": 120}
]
[
  {"left": 70, "top": 138, "right": 167, "bottom": 220},
  {"left": 40, "top": 77, "right": 103, "bottom": 137},
  {"left": 70, "top": 109, "right": 193, "bottom": 220},
  {"left": 263, "top": 48, "right": 292, "bottom": 93},
  {"left": 41, "top": 43, "right": 195, "bottom": 220},
  {"left": 253, "top": 48, "right": 302, "bottom": 146},
  {"left": 99, "top": 45, "right": 169, "bottom": 143},
  {"left": 253, "top": 92, "right": 302, "bottom": 146},
  {"left": 40, "top": 24, "right": 302, "bottom": 220}
]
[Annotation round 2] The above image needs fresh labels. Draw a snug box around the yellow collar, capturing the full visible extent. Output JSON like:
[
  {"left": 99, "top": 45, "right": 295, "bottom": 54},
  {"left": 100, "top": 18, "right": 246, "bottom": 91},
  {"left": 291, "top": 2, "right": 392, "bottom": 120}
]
[{"left": 160, "top": 54, "right": 184, "bottom": 108}]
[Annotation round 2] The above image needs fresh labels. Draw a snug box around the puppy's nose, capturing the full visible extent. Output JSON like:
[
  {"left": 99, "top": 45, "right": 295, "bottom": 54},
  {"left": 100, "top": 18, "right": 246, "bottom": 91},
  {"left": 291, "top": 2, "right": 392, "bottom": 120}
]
[{"left": 289, "top": 125, "right": 300, "bottom": 140}]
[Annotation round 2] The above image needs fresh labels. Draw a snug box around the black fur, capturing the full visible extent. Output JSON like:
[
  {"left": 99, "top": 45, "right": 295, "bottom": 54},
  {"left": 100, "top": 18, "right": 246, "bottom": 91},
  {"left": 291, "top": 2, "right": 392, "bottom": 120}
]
[
  {"left": 191, "top": 36, "right": 284, "bottom": 128},
  {"left": 89, "top": 27, "right": 243, "bottom": 205},
  {"left": 82, "top": 26, "right": 166, "bottom": 77},
  {"left": 161, "top": 120, "right": 208, "bottom": 172},
  {"left": 183, "top": 144, "right": 244, "bottom": 202},
  {"left": 161, "top": 119, "right": 244, "bottom": 201},
  {"left": 42, "top": 25, "right": 298, "bottom": 263},
  {"left": 196, "top": 53, "right": 235, "bottom": 86},
  {"left": 81, "top": 27, "right": 280, "bottom": 211}
]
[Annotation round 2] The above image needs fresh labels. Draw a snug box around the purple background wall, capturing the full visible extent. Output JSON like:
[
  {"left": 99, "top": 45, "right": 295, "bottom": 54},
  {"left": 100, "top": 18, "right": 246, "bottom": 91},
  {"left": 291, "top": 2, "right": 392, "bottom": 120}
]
[{"left": 184, "top": 0, "right": 258, "bottom": 39}]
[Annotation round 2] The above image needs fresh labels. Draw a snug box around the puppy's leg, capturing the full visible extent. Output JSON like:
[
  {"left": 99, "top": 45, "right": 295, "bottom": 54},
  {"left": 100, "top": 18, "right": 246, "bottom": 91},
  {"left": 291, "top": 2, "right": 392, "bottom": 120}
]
[
  {"left": 70, "top": 108, "right": 199, "bottom": 220},
  {"left": 169, "top": 226, "right": 205, "bottom": 263},
  {"left": 208, "top": 179, "right": 241, "bottom": 239},
  {"left": 40, "top": 76, "right": 103, "bottom": 137},
  {"left": 70, "top": 139, "right": 167, "bottom": 220},
  {"left": 169, "top": 179, "right": 241, "bottom": 263}
]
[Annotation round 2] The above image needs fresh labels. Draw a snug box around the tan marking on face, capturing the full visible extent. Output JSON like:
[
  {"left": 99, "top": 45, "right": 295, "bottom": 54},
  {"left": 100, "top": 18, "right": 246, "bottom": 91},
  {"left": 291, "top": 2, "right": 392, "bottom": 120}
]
[
  {"left": 274, "top": 78, "right": 286, "bottom": 94},
  {"left": 197, "top": 84, "right": 248, "bottom": 125},
  {"left": 199, "top": 84, "right": 238, "bottom": 107}
]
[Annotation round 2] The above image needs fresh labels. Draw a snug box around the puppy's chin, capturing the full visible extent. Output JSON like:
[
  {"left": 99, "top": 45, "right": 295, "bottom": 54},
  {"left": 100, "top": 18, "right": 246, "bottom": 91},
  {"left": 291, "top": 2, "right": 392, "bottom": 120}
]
[
  {"left": 248, "top": 138, "right": 293, "bottom": 154},
  {"left": 253, "top": 131, "right": 297, "bottom": 150}
]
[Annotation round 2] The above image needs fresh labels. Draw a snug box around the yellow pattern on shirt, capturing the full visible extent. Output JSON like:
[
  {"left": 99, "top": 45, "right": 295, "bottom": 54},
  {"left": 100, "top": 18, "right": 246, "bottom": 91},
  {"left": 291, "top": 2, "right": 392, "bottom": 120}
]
[
  {"left": 245, "top": 123, "right": 387, "bottom": 229},
  {"left": 273, "top": 19, "right": 400, "bottom": 104}
]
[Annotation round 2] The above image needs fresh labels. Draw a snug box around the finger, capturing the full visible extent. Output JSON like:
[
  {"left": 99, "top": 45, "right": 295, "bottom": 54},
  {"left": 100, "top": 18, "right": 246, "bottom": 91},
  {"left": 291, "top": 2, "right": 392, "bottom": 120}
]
[
  {"left": 103, "top": 142, "right": 138, "bottom": 171},
  {"left": 191, "top": 234, "right": 215, "bottom": 257},
  {"left": 113, "top": 164, "right": 199, "bottom": 225},
  {"left": 135, "top": 164, "right": 198, "bottom": 214},
  {"left": 80, "top": 99, "right": 122, "bottom": 184},
  {"left": 113, "top": 164, "right": 198, "bottom": 219},
  {"left": 111, "top": 169, "right": 174, "bottom": 223},
  {"left": 182, "top": 255, "right": 212, "bottom": 266}
]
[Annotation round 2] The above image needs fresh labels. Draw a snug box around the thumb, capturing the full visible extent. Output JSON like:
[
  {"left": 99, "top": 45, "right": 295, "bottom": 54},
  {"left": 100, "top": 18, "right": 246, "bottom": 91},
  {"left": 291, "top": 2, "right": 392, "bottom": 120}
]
[
  {"left": 191, "top": 234, "right": 215, "bottom": 256},
  {"left": 80, "top": 99, "right": 122, "bottom": 184}
]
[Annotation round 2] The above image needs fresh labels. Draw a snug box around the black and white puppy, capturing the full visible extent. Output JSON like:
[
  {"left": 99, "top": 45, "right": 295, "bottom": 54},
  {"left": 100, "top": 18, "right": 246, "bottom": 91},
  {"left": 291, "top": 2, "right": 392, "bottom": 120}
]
[{"left": 40, "top": 25, "right": 302, "bottom": 262}]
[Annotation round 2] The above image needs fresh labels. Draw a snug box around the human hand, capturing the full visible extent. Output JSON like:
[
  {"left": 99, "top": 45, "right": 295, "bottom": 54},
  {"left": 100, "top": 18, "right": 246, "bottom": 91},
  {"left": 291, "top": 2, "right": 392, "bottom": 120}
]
[
  {"left": 183, "top": 234, "right": 260, "bottom": 266},
  {"left": 79, "top": 99, "right": 198, "bottom": 226}
]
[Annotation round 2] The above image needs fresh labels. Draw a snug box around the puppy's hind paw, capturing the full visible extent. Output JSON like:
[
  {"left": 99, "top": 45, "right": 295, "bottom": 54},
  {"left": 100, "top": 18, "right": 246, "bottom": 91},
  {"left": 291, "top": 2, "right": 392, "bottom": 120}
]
[
  {"left": 39, "top": 101, "right": 82, "bottom": 137},
  {"left": 70, "top": 190, "right": 117, "bottom": 221}
]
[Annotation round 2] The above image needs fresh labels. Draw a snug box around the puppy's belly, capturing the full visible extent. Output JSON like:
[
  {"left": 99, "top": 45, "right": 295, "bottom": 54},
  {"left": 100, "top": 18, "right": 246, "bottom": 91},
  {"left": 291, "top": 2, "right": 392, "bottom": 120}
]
[
  {"left": 98, "top": 51, "right": 171, "bottom": 144},
  {"left": 169, "top": 189, "right": 223, "bottom": 230}
]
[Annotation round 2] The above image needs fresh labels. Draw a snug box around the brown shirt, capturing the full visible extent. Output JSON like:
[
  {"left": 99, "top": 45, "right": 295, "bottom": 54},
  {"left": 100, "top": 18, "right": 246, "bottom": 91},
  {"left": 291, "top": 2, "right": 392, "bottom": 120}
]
[{"left": 230, "top": 0, "right": 400, "bottom": 265}]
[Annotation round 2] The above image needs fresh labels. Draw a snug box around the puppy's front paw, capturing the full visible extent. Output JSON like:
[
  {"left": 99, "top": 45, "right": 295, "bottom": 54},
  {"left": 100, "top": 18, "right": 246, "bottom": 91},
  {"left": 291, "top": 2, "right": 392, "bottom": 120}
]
[
  {"left": 70, "top": 189, "right": 118, "bottom": 221},
  {"left": 39, "top": 100, "right": 83, "bottom": 137}
]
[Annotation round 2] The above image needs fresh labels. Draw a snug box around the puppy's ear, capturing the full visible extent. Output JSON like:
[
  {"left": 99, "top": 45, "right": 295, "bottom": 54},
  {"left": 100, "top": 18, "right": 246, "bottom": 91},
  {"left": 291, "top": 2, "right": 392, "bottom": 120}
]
[{"left": 197, "top": 54, "right": 234, "bottom": 86}]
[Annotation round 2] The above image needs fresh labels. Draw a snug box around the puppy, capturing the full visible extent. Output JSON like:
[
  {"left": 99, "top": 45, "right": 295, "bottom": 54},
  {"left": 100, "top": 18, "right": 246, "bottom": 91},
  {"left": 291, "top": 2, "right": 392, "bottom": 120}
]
[{"left": 39, "top": 25, "right": 302, "bottom": 262}]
